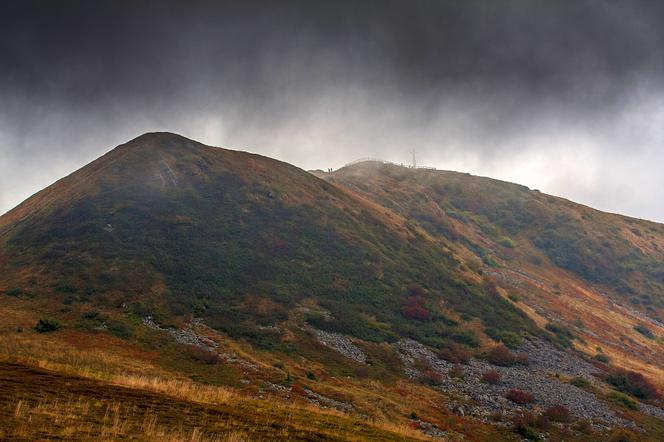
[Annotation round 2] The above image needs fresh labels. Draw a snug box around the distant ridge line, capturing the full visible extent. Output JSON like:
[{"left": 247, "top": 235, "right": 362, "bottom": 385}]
[{"left": 343, "top": 157, "right": 438, "bottom": 170}]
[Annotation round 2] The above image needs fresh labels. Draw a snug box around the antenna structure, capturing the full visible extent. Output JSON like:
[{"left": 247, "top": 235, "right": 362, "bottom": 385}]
[{"left": 411, "top": 148, "right": 417, "bottom": 168}]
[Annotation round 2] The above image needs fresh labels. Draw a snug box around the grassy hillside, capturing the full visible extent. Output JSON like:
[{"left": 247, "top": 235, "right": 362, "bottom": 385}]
[{"left": 321, "top": 161, "right": 664, "bottom": 322}]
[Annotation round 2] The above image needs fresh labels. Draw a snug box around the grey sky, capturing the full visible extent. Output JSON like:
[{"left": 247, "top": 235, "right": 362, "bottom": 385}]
[{"left": 2, "top": 0, "right": 664, "bottom": 221}]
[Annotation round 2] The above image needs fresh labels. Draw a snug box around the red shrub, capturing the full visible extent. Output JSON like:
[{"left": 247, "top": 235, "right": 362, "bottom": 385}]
[
  {"left": 402, "top": 296, "right": 430, "bottom": 320},
  {"left": 506, "top": 389, "right": 535, "bottom": 404},
  {"left": 419, "top": 369, "right": 442, "bottom": 386},
  {"left": 481, "top": 369, "right": 501, "bottom": 384},
  {"left": 544, "top": 405, "right": 571, "bottom": 422},
  {"left": 487, "top": 344, "right": 528, "bottom": 366},
  {"left": 438, "top": 344, "right": 471, "bottom": 364}
]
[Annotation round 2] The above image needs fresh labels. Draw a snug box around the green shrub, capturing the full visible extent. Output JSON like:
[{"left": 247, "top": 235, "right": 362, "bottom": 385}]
[
  {"left": 34, "top": 318, "right": 62, "bottom": 333},
  {"left": 497, "top": 236, "right": 516, "bottom": 248},
  {"left": 515, "top": 424, "right": 541, "bottom": 441},
  {"left": 109, "top": 322, "right": 133, "bottom": 339},
  {"left": 608, "top": 392, "right": 639, "bottom": 410},
  {"left": 634, "top": 324, "right": 654, "bottom": 339},
  {"left": 570, "top": 377, "right": 590, "bottom": 388},
  {"left": 545, "top": 322, "right": 575, "bottom": 348},
  {"left": 593, "top": 353, "right": 610, "bottom": 364},
  {"left": 485, "top": 327, "right": 522, "bottom": 349},
  {"left": 605, "top": 368, "right": 660, "bottom": 400}
]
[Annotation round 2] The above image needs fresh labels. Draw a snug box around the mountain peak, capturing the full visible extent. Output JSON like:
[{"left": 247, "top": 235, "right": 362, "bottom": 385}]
[{"left": 119, "top": 132, "right": 202, "bottom": 154}]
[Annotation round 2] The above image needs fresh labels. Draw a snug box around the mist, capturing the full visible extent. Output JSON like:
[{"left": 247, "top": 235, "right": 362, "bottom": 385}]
[{"left": 2, "top": 0, "right": 664, "bottom": 221}]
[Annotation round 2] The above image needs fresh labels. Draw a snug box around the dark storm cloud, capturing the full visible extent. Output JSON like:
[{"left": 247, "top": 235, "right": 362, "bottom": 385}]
[{"left": 2, "top": 0, "right": 664, "bottom": 220}]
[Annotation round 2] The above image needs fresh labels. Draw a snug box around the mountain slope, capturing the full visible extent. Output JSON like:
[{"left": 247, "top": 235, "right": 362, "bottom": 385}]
[
  {"left": 317, "top": 160, "right": 664, "bottom": 382},
  {"left": 0, "top": 133, "right": 532, "bottom": 348},
  {"left": 320, "top": 160, "right": 664, "bottom": 321}
]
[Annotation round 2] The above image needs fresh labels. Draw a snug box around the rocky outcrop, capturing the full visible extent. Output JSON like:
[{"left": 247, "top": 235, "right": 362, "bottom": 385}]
[
  {"left": 313, "top": 329, "right": 367, "bottom": 363},
  {"left": 395, "top": 338, "right": 635, "bottom": 428}
]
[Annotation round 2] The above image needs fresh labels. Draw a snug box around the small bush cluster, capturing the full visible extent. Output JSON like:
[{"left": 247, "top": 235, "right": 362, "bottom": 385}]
[
  {"left": 607, "top": 392, "right": 639, "bottom": 410},
  {"left": 401, "top": 296, "right": 430, "bottom": 321},
  {"left": 481, "top": 369, "right": 501, "bottom": 384},
  {"left": 419, "top": 369, "right": 442, "bottom": 386},
  {"left": 34, "top": 318, "right": 62, "bottom": 333},
  {"left": 506, "top": 389, "right": 535, "bottom": 404},
  {"left": 487, "top": 344, "right": 528, "bottom": 366},
  {"left": 593, "top": 353, "right": 610, "bottom": 364},
  {"left": 437, "top": 343, "right": 471, "bottom": 364},
  {"left": 545, "top": 321, "right": 575, "bottom": 348},
  {"left": 604, "top": 368, "right": 661, "bottom": 400},
  {"left": 634, "top": 324, "right": 654, "bottom": 339},
  {"left": 511, "top": 413, "right": 544, "bottom": 441},
  {"left": 544, "top": 405, "right": 571, "bottom": 422},
  {"left": 570, "top": 377, "right": 590, "bottom": 388}
]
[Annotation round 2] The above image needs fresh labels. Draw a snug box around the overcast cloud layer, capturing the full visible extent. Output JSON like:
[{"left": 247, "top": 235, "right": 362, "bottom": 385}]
[{"left": 2, "top": 0, "right": 664, "bottom": 221}]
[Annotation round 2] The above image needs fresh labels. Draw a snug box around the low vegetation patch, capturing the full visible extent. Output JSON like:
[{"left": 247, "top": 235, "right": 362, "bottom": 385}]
[
  {"left": 634, "top": 324, "right": 655, "bottom": 339},
  {"left": 486, "top": 344, "right": 528, "bottom": 366},
  {"left": 506, "top": 389, "right": 535, "bottom": 405},
  {"left": 570, "top": 377, "right": 591, "bottom": 388},
  {"left": 608, "top": 392, "right": 640, "bottom": 410},
  {"left": 33, "top": 318, "right": 62, "bottom": 333},
  {"left": 603, "top": 368, "right": 661, "bottom": 400},
  {"left": 545, "top": 321, "right": 575, "bottom": 348},
  {"left": 437, "top": 343, "right": 471, "bottom": 364},
  {"left": 543, "top": 405, "right": 571, "bottom": 422},
  {"left": 481, "top": 369, "right": 501, "bottom": 384}
]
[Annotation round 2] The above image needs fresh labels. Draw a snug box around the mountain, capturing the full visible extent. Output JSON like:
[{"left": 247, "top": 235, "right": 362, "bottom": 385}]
[
  {"left": 0, "top": 132, "right": 533, "bottom": 347},
  {"left": 1, "top": 133, "right": 663, "bottom": 441}
]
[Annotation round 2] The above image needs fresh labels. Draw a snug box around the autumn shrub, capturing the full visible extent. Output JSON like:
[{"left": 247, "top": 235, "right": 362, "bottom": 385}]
[
  {"left": 419, "top": 369, "right": 443, "bottom": 386},
  {"left": 401, "top": 296, "right": 430, "bottom": 321},
  {"left": 481, "top": 369, "right": 501, "bottom": 384},
  {"left": 506, "top": 389, "right": 535, "bottom": 404},
  {"left": 544, "top": 405, "right": 571, "bottom": 422},
  {"left": 604, "top": 368, "right": 661, "bottom": 400},
  {"left": 438, "top": 343, "right": 471, "bottom": 364},
  {"left": 487, "top": 344, "right": 528, "bottom": 366}
]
